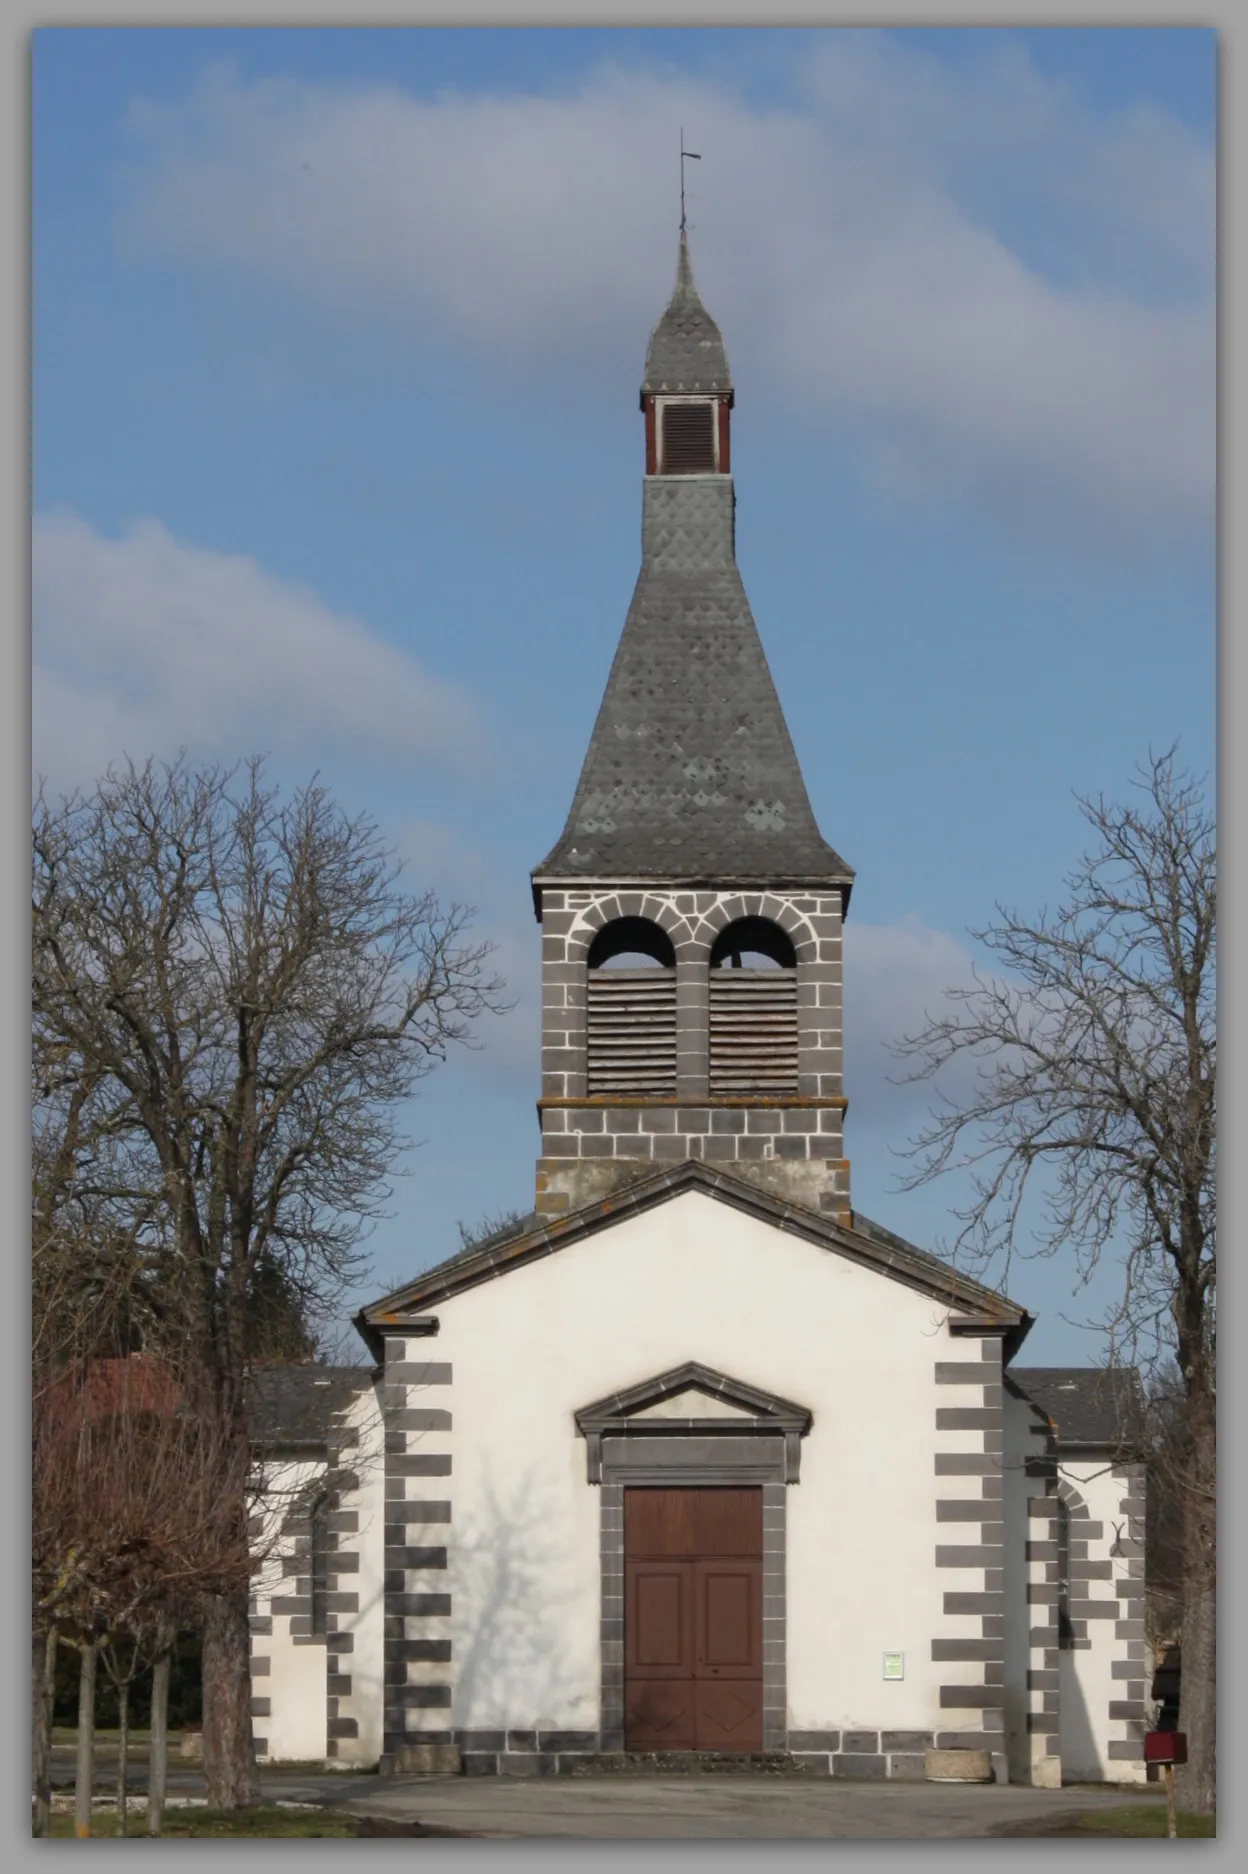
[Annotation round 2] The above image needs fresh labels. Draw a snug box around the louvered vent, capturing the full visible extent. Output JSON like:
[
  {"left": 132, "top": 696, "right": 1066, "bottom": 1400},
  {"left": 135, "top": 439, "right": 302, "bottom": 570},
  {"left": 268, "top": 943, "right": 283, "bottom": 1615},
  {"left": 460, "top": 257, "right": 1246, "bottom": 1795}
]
[
  {"left": 587, "top": 968, "right": 678, "bottom": 1095},
  {"left": 661, "top": 402, "right": 715, "bottom": 474},
  {"left": 709, "top": 969, "right": 799, "bottom": 1095}
]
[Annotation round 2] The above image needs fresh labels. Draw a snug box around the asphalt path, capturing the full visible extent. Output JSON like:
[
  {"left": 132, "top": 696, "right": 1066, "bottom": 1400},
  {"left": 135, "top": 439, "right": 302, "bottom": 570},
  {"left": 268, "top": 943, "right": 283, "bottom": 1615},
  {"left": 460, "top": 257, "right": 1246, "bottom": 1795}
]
[
  {"left": 49, "top": 1753, "right": 1160, "bottom": 1839},
  {"left": 333, "top": 1775, "right": 1151, "bottom": 1840}
]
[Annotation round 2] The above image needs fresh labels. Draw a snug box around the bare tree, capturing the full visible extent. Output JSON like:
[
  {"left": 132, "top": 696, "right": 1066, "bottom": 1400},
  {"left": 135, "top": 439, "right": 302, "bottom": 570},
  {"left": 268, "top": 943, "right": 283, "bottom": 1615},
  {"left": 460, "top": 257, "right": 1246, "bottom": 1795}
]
[
  {"left": 100, "top": 1632, "right": 145, "bottom": 1836},
  {"left": 893, "top": 749, "right": 1214, "bottom": 1812},
  {"left": 31, "top": 1624, "right": 59, "bottom": 1837},
  {"left": 33, "top": 1046, "right": 163, "bottom": 1371},
  {"left": 1140, "top": 1362, "right": 1206, "bottom": 1720},
  {"left": 146, "top": 1623, "right": 176, "bottom": 1838},
  {"left": 32, "top": 755, "right": 505, "bottom": 1807},
  {"left": 33, "top": 1355, "right": 263, "bottom": 1834}
]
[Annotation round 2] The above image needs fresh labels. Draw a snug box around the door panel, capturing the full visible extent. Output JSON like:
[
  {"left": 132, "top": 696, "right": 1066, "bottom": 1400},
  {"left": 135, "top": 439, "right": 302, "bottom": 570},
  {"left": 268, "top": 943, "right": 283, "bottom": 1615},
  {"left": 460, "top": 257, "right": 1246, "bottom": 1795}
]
[
  {"left": 625, "top": 1486, "right": 763, "bottom": 1558},
  {"left": 627, "top": 1562, "right": 692, "bottom": 1676},
  {"left": 625, "top": 1678, "right": 696, "bottom": 1751},
  {"left": 698, "top": 1563, "right": 761, "bottom": 1675},
  {"left": 694, "top": 1678, "right": 764, "bottom": 1751},
  {"left": 623, "top": 1488, "right": 765, "bottom": 1753}
]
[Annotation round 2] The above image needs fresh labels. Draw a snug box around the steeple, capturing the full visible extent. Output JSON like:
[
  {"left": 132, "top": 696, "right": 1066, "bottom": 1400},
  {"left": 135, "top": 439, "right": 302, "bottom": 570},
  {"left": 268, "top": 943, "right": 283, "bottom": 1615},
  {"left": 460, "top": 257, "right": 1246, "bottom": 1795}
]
[
  {"left": 530, "top": 239, "right": 855, "bottom": 1228},
  {"left": 536, "top": 234, "right": 853, "bottom": 890}
]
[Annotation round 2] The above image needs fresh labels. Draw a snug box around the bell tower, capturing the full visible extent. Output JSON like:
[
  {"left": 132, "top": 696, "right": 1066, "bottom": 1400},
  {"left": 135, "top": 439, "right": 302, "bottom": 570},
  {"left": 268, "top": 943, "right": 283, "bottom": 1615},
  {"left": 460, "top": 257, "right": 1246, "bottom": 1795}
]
[{"left": 531, "top": 235, "right": 855, "bottom": 1222}]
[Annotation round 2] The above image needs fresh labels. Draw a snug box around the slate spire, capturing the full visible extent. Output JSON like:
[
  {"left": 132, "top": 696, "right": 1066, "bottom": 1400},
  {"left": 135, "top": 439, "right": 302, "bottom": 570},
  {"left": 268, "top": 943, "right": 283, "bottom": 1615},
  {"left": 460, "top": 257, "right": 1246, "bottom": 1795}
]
[
  {"left": 535, "top": 237, "right": 853, "bottom": 892},
  {"left": 641, "top": 232, "right": 733, "bottom": 397}
]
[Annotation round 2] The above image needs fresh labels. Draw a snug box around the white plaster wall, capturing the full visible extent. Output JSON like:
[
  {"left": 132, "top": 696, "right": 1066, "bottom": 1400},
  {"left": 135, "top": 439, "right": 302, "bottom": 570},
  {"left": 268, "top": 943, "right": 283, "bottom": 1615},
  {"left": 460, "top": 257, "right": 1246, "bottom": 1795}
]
[
  {"left": 266, "top": 1634, "right": 332, "bottom": 1763},
  {"left": 1059, "top": 1461, "right": 1147, "bottom": 1785},
  {"left": 250, "top": 1455, "right": 327, "bottom": 1764},
  {"left": 432, "top": 1188, "right": 974, "bottom": 1737},
  {"left": 333, "top": 1383, "right": 387, "bottom": 1766}
]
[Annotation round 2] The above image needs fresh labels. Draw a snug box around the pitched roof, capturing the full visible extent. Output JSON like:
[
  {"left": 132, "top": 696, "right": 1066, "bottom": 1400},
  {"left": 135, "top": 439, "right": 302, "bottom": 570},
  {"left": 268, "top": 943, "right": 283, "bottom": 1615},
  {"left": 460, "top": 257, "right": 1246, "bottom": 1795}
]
[
  {"left": 355, "top": 1160, "right": 1032, "bottom": 1354},
  {"left": 42, "top": 1355, "right": 182, "bottom": 1426},
  {"left": 535, "top": 478, "right": 854, "bottom": 886},
  {"left": 1007, "top": 1366, "right": 1146, "bottom": 1454},
  {"left": 641, "top": 235, "right": 732, "bottom": 395},
  {"left": 245, "top": 1364, "right": 371, "bottom": 1449}
]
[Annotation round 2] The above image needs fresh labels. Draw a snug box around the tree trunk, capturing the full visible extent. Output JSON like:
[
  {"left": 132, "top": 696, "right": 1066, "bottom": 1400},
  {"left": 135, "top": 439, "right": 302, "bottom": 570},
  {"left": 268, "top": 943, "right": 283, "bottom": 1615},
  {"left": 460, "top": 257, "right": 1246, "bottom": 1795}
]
[
  {"left": 74, "top": 1640, "right": 97, "bottom": 1838},
  {"left": 201, "top": 1589, "right": 259, "bottom": 1810},
  {"left": 1172, "top": 1356, "right": 1215, "bottom": 1816},
  {"left": 117, "top": 1678, "right": 130, "bottom": 1835},
  {"left": 147, "top": 1646, "right": 171, "bottom": 1837},
  {"left": 1176, "top": 1580, "right": 1214, "bottom": 1813},
  {"left": 32, "top": 1624, "right": 57, "bottom": 1837}
]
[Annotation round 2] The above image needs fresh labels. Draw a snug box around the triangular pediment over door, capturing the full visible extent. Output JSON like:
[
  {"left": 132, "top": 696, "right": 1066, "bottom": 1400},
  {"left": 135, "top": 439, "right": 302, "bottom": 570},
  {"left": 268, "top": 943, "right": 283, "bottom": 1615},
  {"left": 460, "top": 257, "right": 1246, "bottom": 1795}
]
[{"left": 574, "top": 1360, "right": 813, "bottom": 1484}]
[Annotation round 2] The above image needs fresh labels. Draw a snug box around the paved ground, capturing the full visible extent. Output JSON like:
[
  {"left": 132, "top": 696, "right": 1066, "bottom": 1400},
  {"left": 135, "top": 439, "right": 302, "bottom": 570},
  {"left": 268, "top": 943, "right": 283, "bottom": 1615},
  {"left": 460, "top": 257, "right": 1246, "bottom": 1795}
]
[
  {"left": 334, "top": 1775, "right": 1153, "bottom": 1840},
  {"left": 49, "top": 1751, "right": 1157, "bottom": 1839}
]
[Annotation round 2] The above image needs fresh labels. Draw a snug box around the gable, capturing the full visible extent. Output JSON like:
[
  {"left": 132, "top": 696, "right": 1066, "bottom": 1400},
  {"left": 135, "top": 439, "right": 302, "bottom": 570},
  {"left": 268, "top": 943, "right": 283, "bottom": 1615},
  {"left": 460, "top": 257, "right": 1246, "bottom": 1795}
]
[{"left": 357, "top": 1160, "right": 1030, "bottom": 1356}]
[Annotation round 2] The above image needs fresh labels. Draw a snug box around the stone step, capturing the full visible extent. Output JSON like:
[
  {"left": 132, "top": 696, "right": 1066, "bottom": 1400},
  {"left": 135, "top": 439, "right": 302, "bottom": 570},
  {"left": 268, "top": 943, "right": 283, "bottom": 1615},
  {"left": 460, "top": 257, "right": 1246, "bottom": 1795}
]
[{"left": 563, "top": 1751, "right": 820, "bottom": 1777}]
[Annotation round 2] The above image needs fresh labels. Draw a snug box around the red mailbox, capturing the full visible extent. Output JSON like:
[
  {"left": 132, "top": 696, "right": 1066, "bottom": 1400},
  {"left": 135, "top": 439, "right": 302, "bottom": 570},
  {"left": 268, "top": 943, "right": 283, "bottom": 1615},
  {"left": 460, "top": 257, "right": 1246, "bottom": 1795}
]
[{"left": 1145, "top": 1731, "right": 1188, "bottom": 1766}]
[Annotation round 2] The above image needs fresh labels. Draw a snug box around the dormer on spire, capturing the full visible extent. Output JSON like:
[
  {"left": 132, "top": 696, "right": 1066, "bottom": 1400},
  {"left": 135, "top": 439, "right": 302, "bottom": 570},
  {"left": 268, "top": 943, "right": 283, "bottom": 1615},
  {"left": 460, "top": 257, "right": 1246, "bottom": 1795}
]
[{"left": 642, "top": 234, "right": 733, "bottom": 475}]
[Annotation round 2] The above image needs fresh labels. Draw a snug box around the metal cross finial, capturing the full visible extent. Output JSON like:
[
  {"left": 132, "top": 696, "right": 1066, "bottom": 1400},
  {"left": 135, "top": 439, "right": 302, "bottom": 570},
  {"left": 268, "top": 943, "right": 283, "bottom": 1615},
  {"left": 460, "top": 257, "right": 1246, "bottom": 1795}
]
[{"left": 679, "top": 129, "right": 701, "bottom": 235}]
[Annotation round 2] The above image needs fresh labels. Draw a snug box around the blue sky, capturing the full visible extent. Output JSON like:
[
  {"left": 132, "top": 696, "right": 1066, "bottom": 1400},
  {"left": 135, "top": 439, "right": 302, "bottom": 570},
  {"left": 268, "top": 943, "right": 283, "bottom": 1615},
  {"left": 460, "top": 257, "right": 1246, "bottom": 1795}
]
[{"left": 32, "top": 25, "right": 1215, "bottom": 1361}]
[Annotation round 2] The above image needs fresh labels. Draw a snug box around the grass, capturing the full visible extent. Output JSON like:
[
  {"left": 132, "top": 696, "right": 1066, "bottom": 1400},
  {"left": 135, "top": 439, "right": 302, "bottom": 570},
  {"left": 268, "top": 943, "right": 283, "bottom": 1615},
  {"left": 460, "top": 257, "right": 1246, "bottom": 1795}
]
[
  {"left": 998, "top": 1801, "right": 1216, "bottom": 1840},
  {"left": 43, "top": 1806, "right": 366, "bottom": 1839},
  {"left": 50, "top": 1729, "right": 195, "bottom": 1759},
  {"left": 40, "top": 1802, "right": 474, "bottom": 1839},
  {"left": 1069, "top": 1804, "right": 1215, "bottom": 1839}
]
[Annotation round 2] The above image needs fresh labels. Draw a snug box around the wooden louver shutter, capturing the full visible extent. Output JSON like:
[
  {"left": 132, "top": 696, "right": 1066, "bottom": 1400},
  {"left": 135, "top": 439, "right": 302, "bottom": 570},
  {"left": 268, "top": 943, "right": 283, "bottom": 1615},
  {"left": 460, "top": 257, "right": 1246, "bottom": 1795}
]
[
  {"left": 662, "top": 402, "right": 716, "bottom": 474},
  {"left": 708, "top": 969, "right": 799, "bottom": 1095},
  {"left": 587, "top": 968, "right": 678, "bottom": 1095}
]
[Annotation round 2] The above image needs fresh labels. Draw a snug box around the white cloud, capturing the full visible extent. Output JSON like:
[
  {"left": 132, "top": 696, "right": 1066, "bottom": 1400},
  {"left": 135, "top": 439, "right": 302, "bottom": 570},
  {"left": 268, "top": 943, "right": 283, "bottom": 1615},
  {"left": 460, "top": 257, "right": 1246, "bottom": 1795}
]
[
  {"left": 32, "top": 510, "right": 482, "bottom": 792},
  {"left": 843, "top": 913, "right": 987, "bottom": 1133},
  {"left": 116, "top": 38, "right": 1213, "bottom": 547}
]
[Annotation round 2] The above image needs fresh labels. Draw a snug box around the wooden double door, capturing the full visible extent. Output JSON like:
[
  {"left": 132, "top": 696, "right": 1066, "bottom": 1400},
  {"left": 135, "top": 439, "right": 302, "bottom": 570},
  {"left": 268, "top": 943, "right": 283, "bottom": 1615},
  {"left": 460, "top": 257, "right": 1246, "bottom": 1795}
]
[{"left": 624, "top": 1486, "right": 763, "bottom": 1753}]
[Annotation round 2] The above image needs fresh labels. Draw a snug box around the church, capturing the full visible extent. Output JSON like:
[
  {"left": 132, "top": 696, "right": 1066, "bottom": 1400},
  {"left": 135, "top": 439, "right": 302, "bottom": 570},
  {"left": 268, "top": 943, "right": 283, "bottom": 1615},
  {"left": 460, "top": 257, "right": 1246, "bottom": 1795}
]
[{"left": 247, "top": 237, "right": 1150, "bottom": 1789}]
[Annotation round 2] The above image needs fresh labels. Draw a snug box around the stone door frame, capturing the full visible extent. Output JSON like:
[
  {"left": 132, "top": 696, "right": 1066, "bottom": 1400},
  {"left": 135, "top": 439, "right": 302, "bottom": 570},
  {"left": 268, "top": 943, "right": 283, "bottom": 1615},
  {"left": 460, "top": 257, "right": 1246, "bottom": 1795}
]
[{"left": 576, "top": 1362, "right": 811, "bottom": 1757}]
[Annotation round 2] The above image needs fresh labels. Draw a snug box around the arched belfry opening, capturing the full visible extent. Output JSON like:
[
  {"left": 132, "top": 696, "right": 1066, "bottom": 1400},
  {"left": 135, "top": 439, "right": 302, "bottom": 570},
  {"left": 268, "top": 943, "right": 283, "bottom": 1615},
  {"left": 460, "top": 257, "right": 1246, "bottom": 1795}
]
[
  {"left": 709, "top": 919, "right": 798, "bottom": 1096},
  {"left": 586, "top": 919, "right": 677, "bottom": 1097}
]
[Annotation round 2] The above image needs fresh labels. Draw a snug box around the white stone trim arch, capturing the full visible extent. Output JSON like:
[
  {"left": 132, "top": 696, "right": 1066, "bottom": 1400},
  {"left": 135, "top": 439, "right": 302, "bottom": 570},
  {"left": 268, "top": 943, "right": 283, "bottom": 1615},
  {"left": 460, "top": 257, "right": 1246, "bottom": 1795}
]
[
  {"left": 565, "top": 891, "right": 696, "bottom": 962},
  {"left": 690, "top": 892, "right": 819, "bottom": 964}
]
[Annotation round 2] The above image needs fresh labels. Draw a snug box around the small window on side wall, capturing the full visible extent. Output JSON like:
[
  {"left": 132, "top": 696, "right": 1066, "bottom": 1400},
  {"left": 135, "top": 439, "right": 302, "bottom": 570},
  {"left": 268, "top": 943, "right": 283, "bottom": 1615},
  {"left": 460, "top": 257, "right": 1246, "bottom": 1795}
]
[
  {"left": 1056, "top": 1497, "right": 1074, "bottom": 1650},
  {"left": 310, "top": 1490, "right": 331, "bottom": 1638}
]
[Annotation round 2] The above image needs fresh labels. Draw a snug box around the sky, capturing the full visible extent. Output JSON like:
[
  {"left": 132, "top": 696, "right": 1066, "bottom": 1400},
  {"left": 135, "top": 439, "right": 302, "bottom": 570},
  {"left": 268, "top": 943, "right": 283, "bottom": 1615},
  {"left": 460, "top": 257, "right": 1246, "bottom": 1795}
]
[{"left": 31, "top": 24, "right": 1215, "bottom": 1363}]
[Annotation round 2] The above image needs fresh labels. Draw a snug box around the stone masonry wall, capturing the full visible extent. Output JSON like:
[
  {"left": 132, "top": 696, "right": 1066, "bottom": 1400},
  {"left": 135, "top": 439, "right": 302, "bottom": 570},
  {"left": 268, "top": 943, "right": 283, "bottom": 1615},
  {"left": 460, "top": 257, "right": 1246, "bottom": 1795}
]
[
  {"left": 536, "top": 886, "right": 850, "bottom": 1220},
  {"left": 379, "top": 1340, "right": 455, "bottom": 1775}
]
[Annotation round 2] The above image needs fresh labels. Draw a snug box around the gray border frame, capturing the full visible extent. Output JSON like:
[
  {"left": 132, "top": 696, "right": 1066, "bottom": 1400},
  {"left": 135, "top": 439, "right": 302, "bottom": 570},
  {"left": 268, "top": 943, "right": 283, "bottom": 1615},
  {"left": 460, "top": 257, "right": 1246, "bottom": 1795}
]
[
  {"left": 597, "top": 1442, "right": 789, "bottom": 1755},
  {"left": 379, "top": 1338, "right": 454, "bottom": 1773},
  {"left": 932, "top": 1333, "right": 1008, "bottom": 1785}
]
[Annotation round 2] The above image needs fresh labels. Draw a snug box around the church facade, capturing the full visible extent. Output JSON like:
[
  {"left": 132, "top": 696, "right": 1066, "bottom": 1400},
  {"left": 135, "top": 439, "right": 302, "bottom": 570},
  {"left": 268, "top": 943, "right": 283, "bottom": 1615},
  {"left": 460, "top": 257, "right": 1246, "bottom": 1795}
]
[{"left": 247, "top": 240, "right": 1150, "bottom": 1787}]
